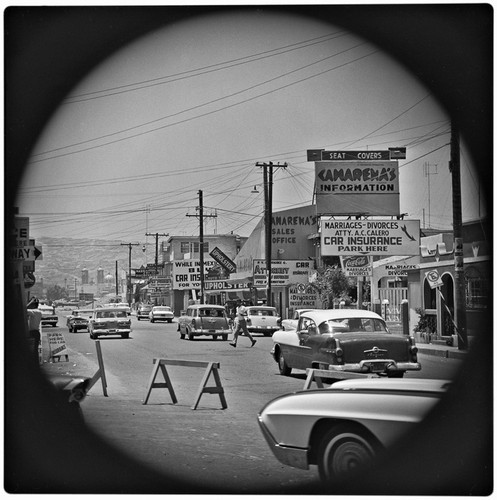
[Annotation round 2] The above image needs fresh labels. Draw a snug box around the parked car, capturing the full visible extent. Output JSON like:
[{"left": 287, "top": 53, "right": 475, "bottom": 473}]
[
  {"left": 89, "top": 308, "right": 131, "bottom": 339},
  {"left": 280, "top": 308, "right": 314, "bottom": 330},
  {"left": 178, "top": 304, "right": 231, "bottom": 341},
  {"left": 38, "top": 304, "right": 58, "bottom": 327},
  {"left": 258, "top": 378, "right": 450, "bottom": 485},
  {"left": 245, "top": 306, "right": 281, "bottom": 336},
  {"left": 271, "top": 309, "right": 420, "bottom": 378},
  {"left": 149, "top": 305, "right": 174, "bottom": 323},
  {"left": 66, "top": 309, "right": 91, "bottom": 332},
  {"left": 136, "top": 305, "right": 152, "bottom": 321}
]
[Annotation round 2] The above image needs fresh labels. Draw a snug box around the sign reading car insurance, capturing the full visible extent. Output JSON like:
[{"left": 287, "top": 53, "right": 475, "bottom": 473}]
[{"left": 321, "top": 218, "right": 420, "bottom": 256}]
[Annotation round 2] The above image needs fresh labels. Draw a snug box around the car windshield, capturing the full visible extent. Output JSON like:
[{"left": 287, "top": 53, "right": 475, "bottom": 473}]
[
  {"left": 96, "top": 310, "right": 128, "bottom": 319},
  {"left": 320, "top": 317, "right": 388, "bottom": 333},
  {"left": 248, "top": 309, "right": 275, "bottom": 316}
]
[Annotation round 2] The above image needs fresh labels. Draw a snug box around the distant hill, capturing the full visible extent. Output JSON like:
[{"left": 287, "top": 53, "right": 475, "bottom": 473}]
[{"left": 32, "top": 236, "right": 151, "bottom": 290}]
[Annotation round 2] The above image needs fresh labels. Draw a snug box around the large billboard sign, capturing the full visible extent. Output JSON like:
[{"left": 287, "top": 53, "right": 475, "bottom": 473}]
[
  {"left": 172, "top": 259, "right": 216, "bottom": 290},
  {"left": 314, "top": 160, "right": 400, "bottom": 215},
  {"left": 321, "top": 218, "right": 420, "bottom": 256}
]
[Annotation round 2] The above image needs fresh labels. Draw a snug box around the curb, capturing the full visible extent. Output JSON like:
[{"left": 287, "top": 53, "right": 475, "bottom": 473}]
[{"left": 417, "top": 346, "right": 468, "bottom": 360}]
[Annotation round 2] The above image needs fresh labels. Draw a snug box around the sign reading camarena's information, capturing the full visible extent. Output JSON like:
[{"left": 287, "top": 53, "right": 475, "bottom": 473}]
[{"left": 321, "top": 218, "right": 420, "bottom": 256}]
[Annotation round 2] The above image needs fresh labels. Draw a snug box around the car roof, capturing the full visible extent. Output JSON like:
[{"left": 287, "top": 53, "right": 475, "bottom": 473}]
[
  {"left": 189, "top": 304, "right": 224, "bottom": 309},
  {"left": 301, "top": 309, "right": 384, "bottom": 321},
  {"left": 327, "top": 378, "right": 451, "bottom": 393},
  {"left": 247, "top": 306, "right": 276, "bottom": 310}
]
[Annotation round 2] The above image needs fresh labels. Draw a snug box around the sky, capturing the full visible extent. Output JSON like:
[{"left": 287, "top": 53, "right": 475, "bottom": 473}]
[{"left": 15, "top": 9, "right": 485, "bottom": 249}]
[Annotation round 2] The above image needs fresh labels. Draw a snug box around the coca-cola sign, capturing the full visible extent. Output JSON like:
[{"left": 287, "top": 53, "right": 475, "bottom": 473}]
[{"left": 340, "top": 256, "right": 372, "bottom": 277}]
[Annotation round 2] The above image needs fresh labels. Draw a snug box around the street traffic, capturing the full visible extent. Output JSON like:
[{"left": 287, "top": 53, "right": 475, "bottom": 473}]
[{"left": 41, "top": 309, "right": 464, "bottom": 493}]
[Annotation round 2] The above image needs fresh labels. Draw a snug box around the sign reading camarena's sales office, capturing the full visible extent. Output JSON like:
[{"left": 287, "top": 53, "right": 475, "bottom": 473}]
[{"left": 321, "top": 218, "right": 420, "bottom": 256}]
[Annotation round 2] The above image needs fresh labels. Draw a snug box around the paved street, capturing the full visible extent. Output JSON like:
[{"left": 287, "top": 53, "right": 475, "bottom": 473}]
[{"left": 39, "top": 312, "right": 465, "bottom": 494}]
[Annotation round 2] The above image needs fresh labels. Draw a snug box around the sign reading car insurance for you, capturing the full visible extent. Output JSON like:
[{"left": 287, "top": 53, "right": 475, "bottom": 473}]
[{"left": 321, "top": 218, "right": 420, "bottom": 256}]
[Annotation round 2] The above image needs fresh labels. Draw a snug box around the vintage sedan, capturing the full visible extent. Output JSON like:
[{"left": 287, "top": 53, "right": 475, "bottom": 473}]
[
  {"left": 178, "top": 304, "right": 231, "bottom": 341},
  {"left": 66, "top": 309, "right": 90, "bottom": 332},
  {"left": 136, "top": 305, "right": 152, "bottom": 321},
  {"left": 258, "top": 378, "right": 450, "bottom": 485},
  {"left": 89, "top": 308, "right": 132, "bottom": 339},
  {"left": 245, "top": 306, "right": 281, "bottom": 336},
  {"left": 149, "top": 305, "right": 174, "bottom": 323},
  {"left": 271, "top": 309, "right": 420, "bottom": 378}
]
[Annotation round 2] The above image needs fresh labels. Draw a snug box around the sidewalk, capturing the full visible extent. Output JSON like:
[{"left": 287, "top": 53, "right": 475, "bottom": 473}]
[{"left": 416, "top": 342, "right": 468, "bottom": 360}]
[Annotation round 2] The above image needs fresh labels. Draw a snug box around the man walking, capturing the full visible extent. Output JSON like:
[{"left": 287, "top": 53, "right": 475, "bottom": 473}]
[{"left": 229, "top": 300, "right": 256, "bottom": 348}]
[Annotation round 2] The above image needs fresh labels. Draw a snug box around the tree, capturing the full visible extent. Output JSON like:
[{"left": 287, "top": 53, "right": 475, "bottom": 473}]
[
  {"left": 313, "top": 265, "right": 352, "bottom": 308},
  {"left": 46, "top": 284, "right": 69, "bottom": 302}
]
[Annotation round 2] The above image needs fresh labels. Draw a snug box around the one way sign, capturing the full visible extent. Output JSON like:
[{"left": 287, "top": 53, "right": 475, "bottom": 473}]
[{"left": 11, "top": 245, "right": 43, "bottom": 261}]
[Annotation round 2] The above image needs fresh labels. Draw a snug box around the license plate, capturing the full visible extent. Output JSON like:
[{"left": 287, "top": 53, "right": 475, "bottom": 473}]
[
  {"left": 370, "top": 362, "right": 387, "bottom": 372},
  {"left": 208, "top": 329, "right": 216, "bottom": 333}
]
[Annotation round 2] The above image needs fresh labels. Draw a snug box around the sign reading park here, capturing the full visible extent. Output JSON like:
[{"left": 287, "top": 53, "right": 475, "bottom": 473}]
[{"left": 321, "top": 218, "right": 420, "bottom": 256}]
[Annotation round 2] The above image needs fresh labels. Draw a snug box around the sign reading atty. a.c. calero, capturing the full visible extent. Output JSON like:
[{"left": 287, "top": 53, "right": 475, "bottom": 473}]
[
  {"left": 321, "top": 218, "right": 420, "bottom": 256},
  {"left": 209, "top": 246, "right": 236, "bottom": 274}
]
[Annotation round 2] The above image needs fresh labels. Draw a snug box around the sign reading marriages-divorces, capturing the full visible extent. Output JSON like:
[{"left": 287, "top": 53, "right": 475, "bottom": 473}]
[{"left": 321, "top": 218, "right": 420, "bottom": 256}]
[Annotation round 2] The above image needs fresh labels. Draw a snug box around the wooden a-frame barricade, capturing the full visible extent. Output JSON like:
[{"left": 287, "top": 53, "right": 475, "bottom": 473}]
[{"left": 143, "top": 358, "right": 227, "bottom": 410}]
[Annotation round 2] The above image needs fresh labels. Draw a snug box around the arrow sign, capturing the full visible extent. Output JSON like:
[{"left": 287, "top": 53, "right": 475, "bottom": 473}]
[{"left": 11, "top": 245, "right": 43, "bottom": 261}]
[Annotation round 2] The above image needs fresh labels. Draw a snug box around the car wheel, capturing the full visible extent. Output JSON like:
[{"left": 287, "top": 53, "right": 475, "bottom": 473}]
[
  {"left": 317, "top": 424, "right": 379, "bottom": 485},
  {"left": 213, "top": 335, "right": 218, "bottom": 341},
  {"left": 137, "top": 317, "right": 140, "bottom": 321},
  {"left": 151, "top": 318, "right": 155, "bottom": 323},
  {"left": 222, "top": 334, "right": 228, "bottom": 341},
  {"left": 278, "top": 350, "right": 292, "bottom": 376},
  {"left": 121, "top": 333, "right": 129, "bottom": 339}
]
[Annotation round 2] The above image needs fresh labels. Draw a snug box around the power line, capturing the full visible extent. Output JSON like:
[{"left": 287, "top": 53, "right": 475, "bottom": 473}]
[{"left": 64, "top": 31, "right": 351, "bottom": 103}]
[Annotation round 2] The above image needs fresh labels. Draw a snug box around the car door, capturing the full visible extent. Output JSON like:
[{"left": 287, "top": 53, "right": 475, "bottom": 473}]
[{"left": 286, "top": 316, "right": 315, "bottom": 369}]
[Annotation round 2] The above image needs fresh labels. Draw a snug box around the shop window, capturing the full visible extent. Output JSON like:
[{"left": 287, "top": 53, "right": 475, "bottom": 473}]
[
  {"left": 466, "top": 276, "right": 488, "bottom": 309},
  {"left": 423, "top": 279, "right": 437, "bottom": 309}
]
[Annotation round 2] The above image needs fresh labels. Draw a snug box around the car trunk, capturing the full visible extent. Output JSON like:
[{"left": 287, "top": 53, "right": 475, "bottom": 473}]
[{"left": 334, "top": 332, "right": 412, "bottom": 362}]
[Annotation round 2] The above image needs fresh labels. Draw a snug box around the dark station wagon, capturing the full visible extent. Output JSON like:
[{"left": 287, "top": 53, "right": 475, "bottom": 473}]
[{"left": 271, "top": 309, "right": 421, "bottom": 378}]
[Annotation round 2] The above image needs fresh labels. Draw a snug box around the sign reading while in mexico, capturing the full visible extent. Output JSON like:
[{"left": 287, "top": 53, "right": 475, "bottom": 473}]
[{"left": 321, "top": 218, "right": 420, "bottom": 256}]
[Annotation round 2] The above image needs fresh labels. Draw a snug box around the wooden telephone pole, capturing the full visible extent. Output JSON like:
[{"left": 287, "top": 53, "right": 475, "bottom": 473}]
[
  {"left": 120, "top": 243, "right": 140, "bottom": 306},
  {"left": 256, "top": 162, "right": 287, "bottom": 306},
  {"left": 186, "top": 190, "right": 217, "bottom": 303},
  {"left": 145, "top": 232, "right": 169, "bottom": 275},
  {"left": 450, "top": 123, "right": 467, "bottom": 350}
]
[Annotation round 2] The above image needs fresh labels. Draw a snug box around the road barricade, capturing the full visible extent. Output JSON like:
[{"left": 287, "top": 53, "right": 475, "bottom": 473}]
[{"left": 143, "top": 358, "right": 227, "bottom": 410}]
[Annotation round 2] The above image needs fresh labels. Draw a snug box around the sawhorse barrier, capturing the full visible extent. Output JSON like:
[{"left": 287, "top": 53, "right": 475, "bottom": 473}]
[
  {"left": 143, "top": 358, "right": 227, "bottom": 410},
  {"left": 303, "top": 368, "right": 375, "bottom": 390},
  {"left": 87, "top": 340, "right": 108, "bottom": 396}
]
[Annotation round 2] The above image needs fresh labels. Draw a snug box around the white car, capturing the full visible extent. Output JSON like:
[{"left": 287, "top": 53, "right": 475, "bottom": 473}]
[
  {"left": 149, "top": 306, "right": 174, "bottom": 323},
  {"left": 258, "top": 378, "right": 450, "bottom": 485},
  {"left": 280, "top": 308, "right": 314, "bottom": 330},
  {"left": 245, "top": 306, "right": 281, "bottom": 336}
]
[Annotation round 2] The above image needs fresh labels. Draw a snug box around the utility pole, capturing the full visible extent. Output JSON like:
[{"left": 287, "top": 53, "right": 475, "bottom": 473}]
[
  {"left": 145, "top": 232, "right": 169, "bottom": 275},
  {"left": 256, "top": 161, "right": 287, "bottom": 306},
  {"left": 186, "top": 190, "right": 217, "bottom": 303},
  {"left": 121, "top": 243, "right": 140, "bottom": 307},
  {"left": 450, "top": 123, "right": 467, "bottom": 350}
]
